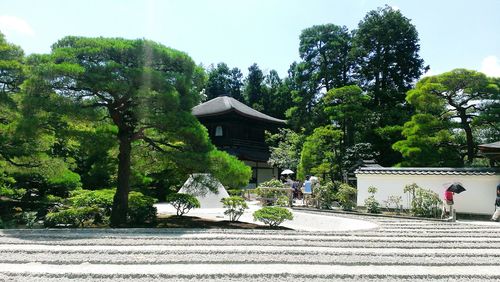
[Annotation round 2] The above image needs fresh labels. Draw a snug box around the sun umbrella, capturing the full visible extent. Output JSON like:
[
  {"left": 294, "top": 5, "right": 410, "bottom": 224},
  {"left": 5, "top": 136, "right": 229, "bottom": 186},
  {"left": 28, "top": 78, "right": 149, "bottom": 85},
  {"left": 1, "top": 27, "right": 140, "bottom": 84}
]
[
  {"left": 281, "top": 169, "right": 294, "bottom": 175},
  {"left": 446, "top": 182, "right": 466, "bottom": 194}
]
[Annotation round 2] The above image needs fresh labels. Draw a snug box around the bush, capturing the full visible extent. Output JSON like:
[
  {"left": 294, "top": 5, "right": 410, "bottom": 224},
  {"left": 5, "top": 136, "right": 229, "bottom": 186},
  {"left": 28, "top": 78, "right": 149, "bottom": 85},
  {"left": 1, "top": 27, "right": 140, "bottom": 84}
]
[
  {"left": 253, "top": 206, "right": 293, "bottom": 227},
  {"left": 384, "top": 195, "right": 403, "bottom": 213},
  {"left": 166, "top": 193, "right": 200, "bottom": 216},
  {"left": 364, "top": 186, "right": 381, "bottom": 213},
  {"left": 227, "top": 189, "right": 244, "bottom": 197},
  {"left": 128, "top": 191, "right": 157, "bottom": 224},
  {"left": 45, "top": 188, "right": 157, "bottom": 226},
  {"left": 254, "top": 179, "right": 289, "bottom": 206},
  {"left": 275, "top": 195, "right": 290, "bottom": 207},
  {"left": 221, "top": 196, "right": 248, "bottom": 221},
  {"left": 336, "top": 183, "right": 357, "bottom": 211},
  {"left": 404, "top": 183, "right": 441, "bottom": 218},
  {"left": 45, "top": 207, "right": 100, "bottom": 228},
  {"left": 23, "top": 212, "right": 38, "bottom": 229},
  {"left": 313, "top": 182, "right": 336, "bottom": 209}
]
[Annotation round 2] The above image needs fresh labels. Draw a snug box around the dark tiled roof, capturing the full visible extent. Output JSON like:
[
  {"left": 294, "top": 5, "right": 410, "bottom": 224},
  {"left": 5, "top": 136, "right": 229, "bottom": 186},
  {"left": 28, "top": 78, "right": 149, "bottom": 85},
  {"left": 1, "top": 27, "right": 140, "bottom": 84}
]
[
  {"left": 355, "top": 167, "right": 499, "bottom": 176},
  {"left": 478, "top": 141, "right": 500, "bottom": 151},
  {"left": 192, "top": 96, "right": 286, "bottom": 124}
]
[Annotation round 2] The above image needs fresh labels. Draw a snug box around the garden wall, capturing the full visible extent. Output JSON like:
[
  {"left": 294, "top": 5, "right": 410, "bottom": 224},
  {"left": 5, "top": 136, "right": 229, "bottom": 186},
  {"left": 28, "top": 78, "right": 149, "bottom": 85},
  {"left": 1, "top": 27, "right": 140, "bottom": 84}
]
[{"left": 356, "top": 167, "right": 499, "bottom": 215}]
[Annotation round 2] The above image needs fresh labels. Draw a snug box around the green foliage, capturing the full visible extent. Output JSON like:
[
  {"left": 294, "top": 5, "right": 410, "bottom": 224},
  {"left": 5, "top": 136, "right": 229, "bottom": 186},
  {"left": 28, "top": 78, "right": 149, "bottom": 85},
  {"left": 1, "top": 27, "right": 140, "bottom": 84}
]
[
  {"left": 253, "top": 206, "right": 293, "bottom": 227},
  {"left": 298, "top": 125, "right": 342, "bottom": 181},
  {"left": 336, "top": 183, "right": 357, "bottom": 211},
  {"left": 208, "top": 150, "right": 251, "bottom": 189},
  {"left": 128, "top": 191, "right": 158, "bottom": 225},
  {"left": 23, "top": 212, "right": 38, "bottom": 229},
  {"left": 221, "top": 196, "right": 248, "bottom": 221},
  {"left": 404, "top": 183, "right": 441, "bottom": 218},
  {"left": 275, "top": 195, "right": 290, "bottom": 207},
  {"left": 266, "top": 128, "right": 304, "bottom": 172},
  {"left": 255, "top": 179, "right": 289, "bottom": 206},
  {"left": 313, "top": 181, "right": 336, "bottom": 209},
  {"left": 166, "top": 193, "right": 200, "bottom": 216},
  {"left": 46, "top": 188, "right": 157, "bottom": 226},
  {"left": 384, "top": 195, "right": 403, "bottom": 213},
  {"left": 227, "top": 189, "right": 244, "bottom": 197},
  {"left": 393, "top": 114, "right": 462, "bottom": 166},
  {"left": 45, "top": 207, "right": 100, "bottom": 228},
  {"left": 205, "top": 63, "right": 244, "bottom": 102},
  {"left": 258, "top": 179, "right": 285, "bottom": 189},
  {"left": 324, "top": 85, "right": 370, "bottom": 147},
  {"left": 406, "top": 69, "right": 499, "bottom": 164},
  {"left": 364, "top": 186, "right": 380, "bottom": 213},
  {"left": 244, "top": 63, "right": 265, "bottom": 111}
]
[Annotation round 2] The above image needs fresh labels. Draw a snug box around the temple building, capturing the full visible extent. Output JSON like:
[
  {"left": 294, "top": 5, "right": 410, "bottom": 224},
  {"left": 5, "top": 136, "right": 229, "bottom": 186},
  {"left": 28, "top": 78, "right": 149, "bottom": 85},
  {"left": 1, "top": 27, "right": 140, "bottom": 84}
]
[{"left": 192, "top": 96, "right": 286, "bottom": 188}]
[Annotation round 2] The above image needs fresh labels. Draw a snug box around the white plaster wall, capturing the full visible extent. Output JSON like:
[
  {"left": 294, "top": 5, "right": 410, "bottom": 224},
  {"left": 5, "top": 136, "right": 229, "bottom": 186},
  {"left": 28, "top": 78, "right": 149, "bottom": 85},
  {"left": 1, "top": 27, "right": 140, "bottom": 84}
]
[{"left": 356, "top": 174, "right": 500, "bottom": 215}]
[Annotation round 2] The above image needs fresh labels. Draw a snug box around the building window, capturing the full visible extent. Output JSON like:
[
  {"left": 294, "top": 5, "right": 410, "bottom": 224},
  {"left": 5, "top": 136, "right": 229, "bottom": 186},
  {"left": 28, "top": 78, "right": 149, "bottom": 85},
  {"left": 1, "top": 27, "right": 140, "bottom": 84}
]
[{"left": 215, "top": 125, "right": 223, "bottom": 136}]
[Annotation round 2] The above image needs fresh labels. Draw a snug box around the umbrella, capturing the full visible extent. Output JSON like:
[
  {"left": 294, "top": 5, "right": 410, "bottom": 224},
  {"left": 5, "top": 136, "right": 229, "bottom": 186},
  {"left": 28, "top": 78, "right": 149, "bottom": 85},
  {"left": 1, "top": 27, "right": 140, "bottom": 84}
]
[
  {"left": 446, "top": 182, "right": 466, "bottom": 194},
  {"left": 281, "top": 169, "right": 294, "bottom": 175}
]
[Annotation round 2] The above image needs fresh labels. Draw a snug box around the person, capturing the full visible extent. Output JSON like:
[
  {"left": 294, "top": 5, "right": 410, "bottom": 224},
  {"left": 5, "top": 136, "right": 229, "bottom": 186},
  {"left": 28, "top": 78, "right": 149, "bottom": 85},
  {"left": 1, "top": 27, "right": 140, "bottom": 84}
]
[
  {"left": 491, "top": 184, "right": 500, "bottom": 222},
  {"left": 302, "top": 176, "right": 312, "bottom": 205},
  {"left": 441, "top": 189, "right": 454, "bottom": 219}
]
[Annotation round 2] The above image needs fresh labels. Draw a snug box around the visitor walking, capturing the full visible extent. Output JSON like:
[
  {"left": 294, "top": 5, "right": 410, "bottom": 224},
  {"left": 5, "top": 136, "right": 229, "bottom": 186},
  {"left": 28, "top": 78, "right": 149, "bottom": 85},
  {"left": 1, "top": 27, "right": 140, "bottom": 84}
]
[
  {"left": 441, "top": 189, "right": 454, "bottom": 219},
  {"left": 491, "top": 184, "right": 500, "bottom": 222}
]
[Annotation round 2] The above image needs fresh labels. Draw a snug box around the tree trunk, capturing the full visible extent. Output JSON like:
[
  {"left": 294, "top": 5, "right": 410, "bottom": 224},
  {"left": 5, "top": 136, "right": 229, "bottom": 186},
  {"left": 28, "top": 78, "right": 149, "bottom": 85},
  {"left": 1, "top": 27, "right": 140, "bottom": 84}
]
[
  {"left": 110, "top": 130, "right": 132, "bottom": 227},
  {"left": 458, "top": 110, "right": 475, "bottom": 163}
]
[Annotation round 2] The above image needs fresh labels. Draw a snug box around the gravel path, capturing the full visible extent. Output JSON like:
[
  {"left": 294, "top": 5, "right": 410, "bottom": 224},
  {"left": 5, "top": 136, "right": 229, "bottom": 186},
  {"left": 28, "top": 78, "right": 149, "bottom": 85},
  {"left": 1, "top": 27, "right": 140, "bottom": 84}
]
[{"left": 1, "top": 211, "right": 499, "bottom": 281}]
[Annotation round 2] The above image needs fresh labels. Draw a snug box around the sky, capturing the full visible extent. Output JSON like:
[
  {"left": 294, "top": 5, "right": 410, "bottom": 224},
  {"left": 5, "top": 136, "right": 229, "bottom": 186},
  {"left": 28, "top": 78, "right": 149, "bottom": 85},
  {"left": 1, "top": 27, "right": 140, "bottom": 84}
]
[{"left": 1, "top": 0, "right": 500, "bottom": 78}]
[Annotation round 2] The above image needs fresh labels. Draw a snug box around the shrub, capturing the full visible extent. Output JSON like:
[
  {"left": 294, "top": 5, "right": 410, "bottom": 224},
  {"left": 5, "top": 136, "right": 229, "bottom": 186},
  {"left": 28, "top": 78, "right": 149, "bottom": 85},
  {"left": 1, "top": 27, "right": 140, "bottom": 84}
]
[
  {"left": 404, "top": 183, "right": 441, "bottom": 218},
  {"left": 253, "top": 206, "right": 293, "bottom": 227},
  {"left": 45, "top": 188, "right": 157, "bottom": 226},
  {"left": 166, "top": 193, "right": 200, "bottom": 216},
  {"left": 275, "top": 195, "right": 290, "bottom": 207},
  {"left": 255, "top": 179, "right": 289, "bottom": 206},
  {"left": 45, "top": 207, "right": 100, "bottom": 228},
  {"left": 221, "top": 196, "right": 248, "bottom": 221},
  {"left": 364, "top": 186, "right": 381, "bottom": 213},
  {"left": 384, "top": 195, "right": 403, "bottom": 213},
  {"left": 336, "top": 183, "right": 357, "bottom": 211},
  {"left": 227, "top": 189, "right": 244, "bottom": 197},
  {"left": 23, "top": 212, "right": 38, "bottom": 229},
  {"left": 128, "top": 191, "right": 157, "bottom": 224},
  {"left": 313, "top": 182, "right": 336, "bottom": 209}
]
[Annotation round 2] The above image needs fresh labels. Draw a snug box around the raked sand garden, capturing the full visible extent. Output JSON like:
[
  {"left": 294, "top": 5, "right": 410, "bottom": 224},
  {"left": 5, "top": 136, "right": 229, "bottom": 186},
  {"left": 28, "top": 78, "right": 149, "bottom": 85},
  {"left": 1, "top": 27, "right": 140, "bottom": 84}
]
[{"left": 1, "top": 208, "right": 499, "bottom": 281}]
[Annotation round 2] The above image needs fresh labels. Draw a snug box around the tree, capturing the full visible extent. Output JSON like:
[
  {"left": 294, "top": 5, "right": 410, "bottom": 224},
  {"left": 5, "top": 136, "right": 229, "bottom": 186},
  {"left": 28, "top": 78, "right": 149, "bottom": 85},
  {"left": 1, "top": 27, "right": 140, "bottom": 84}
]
[
  {"left": 266, "top": 128, "right": 304, "bottom": 172},
  {"left": 26, "top": 36, "right": 215, "bottom": 226},
  {"left": 244, "top": 63, "right": 265, "bottom": 111},
  {"left": 0, "top": 31, "right": 25, "bottom": 165},
  {"left": 353, "top": 5, "right": 426, "bottom": 114},
  {"left": 299, "top": 24, "right": 352, "bottom": 92},
  {"left": 205, "top": 63, "right": 244, "bottom": 102},
  {"left": 406, "top": 69, "right": 499, "bottom": 163},
  {"left": 323, "top": 85, "right": 370, "bottom": 147},
  {"left": 297, "top": 125, "right": 342, "bottom": 182},
  {"left": 352, "top": 6, "right": 427, "bottom": 166},
  {"left": 392, "top": 114, "right": 462, "bottom": 166}
]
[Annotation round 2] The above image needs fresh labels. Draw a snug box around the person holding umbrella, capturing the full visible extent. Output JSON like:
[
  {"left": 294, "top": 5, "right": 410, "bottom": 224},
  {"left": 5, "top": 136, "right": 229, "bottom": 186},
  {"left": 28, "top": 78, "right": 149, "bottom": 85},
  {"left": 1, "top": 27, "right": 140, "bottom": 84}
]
[
  {"left": 441, "top": 183, "right": 466, "bottom": 220},
  {"left": 491, "top": 184, "right": 500, "bottom": 222}
]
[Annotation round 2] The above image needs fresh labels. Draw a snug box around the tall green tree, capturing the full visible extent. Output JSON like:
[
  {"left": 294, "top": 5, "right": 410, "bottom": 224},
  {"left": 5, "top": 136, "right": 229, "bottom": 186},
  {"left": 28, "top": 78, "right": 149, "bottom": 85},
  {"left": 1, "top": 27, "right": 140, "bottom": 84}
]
[
  {"left": 244, "top": 63, "right": 265, "bottom": 111},
  {"left": 299, "top": 24, "right": 352, "bottom": 92},
  {"left": 352, "top": 5, "right": 427, "bottom": 165},
  {"left": 266, "top": 128, "right": 304, "bottom": 172},
  {"left": 406, "top": 69, "right": 499, "bottom": 164},
  {"left": 297, "top": 125, "right": 342, "bottom": 182},
  {"left": 353, "top": 5, "right": 426, "bottom": 114},
  {"left": 205, "top": 63, "right": 244, "bottom": 102},
  {"left": 0, "top": 31, "right": 25, "bottom": 164},
  {"left": 323, "top": 85, "right": 370, "bottom": 148},
  {"left": 26, "top": 36, "right": 216, "bottom": 226}
]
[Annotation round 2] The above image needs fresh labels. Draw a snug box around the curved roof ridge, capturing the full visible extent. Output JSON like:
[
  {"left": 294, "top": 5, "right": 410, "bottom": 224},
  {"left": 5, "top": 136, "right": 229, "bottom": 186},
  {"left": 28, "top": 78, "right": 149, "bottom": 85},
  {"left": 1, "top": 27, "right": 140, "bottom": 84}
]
[{"left": 192, "top": 96, "right": 286, "bottom": 124}]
